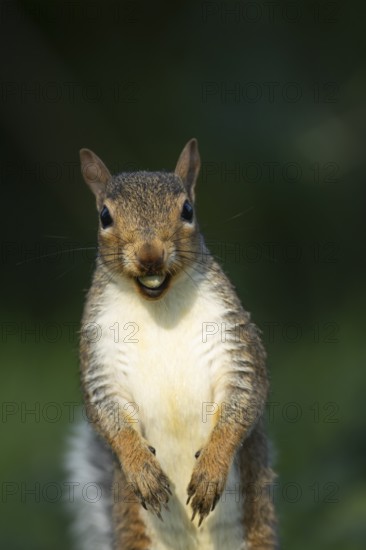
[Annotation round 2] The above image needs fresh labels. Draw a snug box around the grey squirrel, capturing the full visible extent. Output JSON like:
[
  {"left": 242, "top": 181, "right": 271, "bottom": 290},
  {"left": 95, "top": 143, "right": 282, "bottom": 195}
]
[{"left": 68, "top": 139, "right": 278, "bottom": 549}]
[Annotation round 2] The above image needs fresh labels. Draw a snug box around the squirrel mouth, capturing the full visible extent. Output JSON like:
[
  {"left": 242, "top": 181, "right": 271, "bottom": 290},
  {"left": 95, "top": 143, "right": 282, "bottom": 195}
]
[{"left": 136, "top": 274, "right": 170, "bottom": 298}]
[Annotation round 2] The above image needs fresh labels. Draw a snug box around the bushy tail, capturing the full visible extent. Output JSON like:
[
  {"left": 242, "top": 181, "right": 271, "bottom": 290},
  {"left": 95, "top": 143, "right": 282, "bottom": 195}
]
[{"left": 64, "top": 418, "right": 115, "bottom": 550}]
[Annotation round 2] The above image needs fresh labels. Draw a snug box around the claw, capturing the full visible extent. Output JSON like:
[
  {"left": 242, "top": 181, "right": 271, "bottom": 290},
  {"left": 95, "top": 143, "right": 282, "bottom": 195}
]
[
  {"left": 156, "top": 510, "right": 163, "bottom": 522},
  {"left": 141, "top": 501, "right": 147, "bottom": 510},
  {"left": 198, "top": 514, "right": 205, "bottom": 527},
  {"left": 191, "top": 509, "right": 197, "bottom": 522},
  {"left": 194, "top": 450, "right": 201, "bottom": 459},
  {"left": 186, "top": 495, "right": 191, "bottom": 505},
  {"left": 148, "top": 446, "right": 156, "bottom": 455}
]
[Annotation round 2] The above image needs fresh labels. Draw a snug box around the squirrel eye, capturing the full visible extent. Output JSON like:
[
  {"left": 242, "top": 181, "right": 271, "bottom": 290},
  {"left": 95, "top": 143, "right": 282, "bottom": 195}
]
[
  {"left": 181, "top": 200, "right": 193, "bottom": 222},
  {"left": 100, "top": 205, "right": 113, "bottom": 228}
]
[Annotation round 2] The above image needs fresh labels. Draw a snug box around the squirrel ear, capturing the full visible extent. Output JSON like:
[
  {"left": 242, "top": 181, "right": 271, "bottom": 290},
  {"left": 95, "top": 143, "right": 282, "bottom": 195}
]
[
  {"left": 79, "top": 148, "right": 112, "bottom": 209},
  {"left": 174, "top": 138, "right": 200, "bottom": 200}
]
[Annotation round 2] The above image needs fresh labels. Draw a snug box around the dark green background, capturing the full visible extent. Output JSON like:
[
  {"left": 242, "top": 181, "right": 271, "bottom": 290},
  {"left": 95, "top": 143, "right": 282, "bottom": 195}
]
[{"left": 1, "top": 1, "right": 365, "bottom": 548}]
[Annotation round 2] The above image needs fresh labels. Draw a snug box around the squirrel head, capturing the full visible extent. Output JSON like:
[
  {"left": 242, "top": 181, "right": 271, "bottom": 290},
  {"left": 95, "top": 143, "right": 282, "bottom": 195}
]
[{"left": 80, "top": 139, "right": 202, "bottom": 300}]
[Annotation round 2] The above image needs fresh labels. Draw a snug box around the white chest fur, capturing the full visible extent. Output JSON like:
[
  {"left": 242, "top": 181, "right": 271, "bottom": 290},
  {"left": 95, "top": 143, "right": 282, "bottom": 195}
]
[{"left": 91, "top": 273, "right": 245, "bottom": 549}]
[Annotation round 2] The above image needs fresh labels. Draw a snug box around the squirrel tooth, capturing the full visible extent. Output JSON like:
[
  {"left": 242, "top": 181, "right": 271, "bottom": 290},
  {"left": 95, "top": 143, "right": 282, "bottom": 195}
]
[{"left": 137, "top": 274, "right": 166, "bottom": 288}]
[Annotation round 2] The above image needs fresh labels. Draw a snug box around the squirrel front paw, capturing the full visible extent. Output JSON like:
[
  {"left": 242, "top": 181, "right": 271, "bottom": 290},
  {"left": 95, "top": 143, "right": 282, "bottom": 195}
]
[
  {"left": 122, "top": 441, "right": 171, "bottom": 520},
  {"left": 186, "top": 446, "right": 228, "bottom": 526}
]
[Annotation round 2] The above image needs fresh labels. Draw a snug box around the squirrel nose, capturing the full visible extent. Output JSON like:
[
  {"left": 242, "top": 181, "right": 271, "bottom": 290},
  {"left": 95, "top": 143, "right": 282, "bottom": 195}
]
[{"left": 136, "top": 242, "right": 165, "bottom": 273}]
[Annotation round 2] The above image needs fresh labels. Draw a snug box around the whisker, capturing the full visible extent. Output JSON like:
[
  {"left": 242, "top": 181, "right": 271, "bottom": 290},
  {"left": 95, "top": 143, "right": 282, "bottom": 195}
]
[
  {"left": 222, "top": 207, "right": 254, "bottom": 224},
  {"left": 43, "top": 234, "right": 69, "bottom": 239},
  {"left": 16, "top": 246, "right": 97, "bottom": 266}
]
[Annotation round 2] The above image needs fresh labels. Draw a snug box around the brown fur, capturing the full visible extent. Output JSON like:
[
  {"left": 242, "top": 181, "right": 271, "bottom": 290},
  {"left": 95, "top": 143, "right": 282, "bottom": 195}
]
[
  {"left": 113, "top": 465, "right": 151, "bottom": 549},
  {"left": 240, "top": 424, "right": 278, "bottom": 549}
]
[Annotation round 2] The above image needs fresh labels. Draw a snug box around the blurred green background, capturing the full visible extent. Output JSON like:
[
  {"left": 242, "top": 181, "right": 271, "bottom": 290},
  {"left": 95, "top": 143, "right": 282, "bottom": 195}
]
[{"left": 1, "top": 1, "right": 365, "bottom": 548}]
